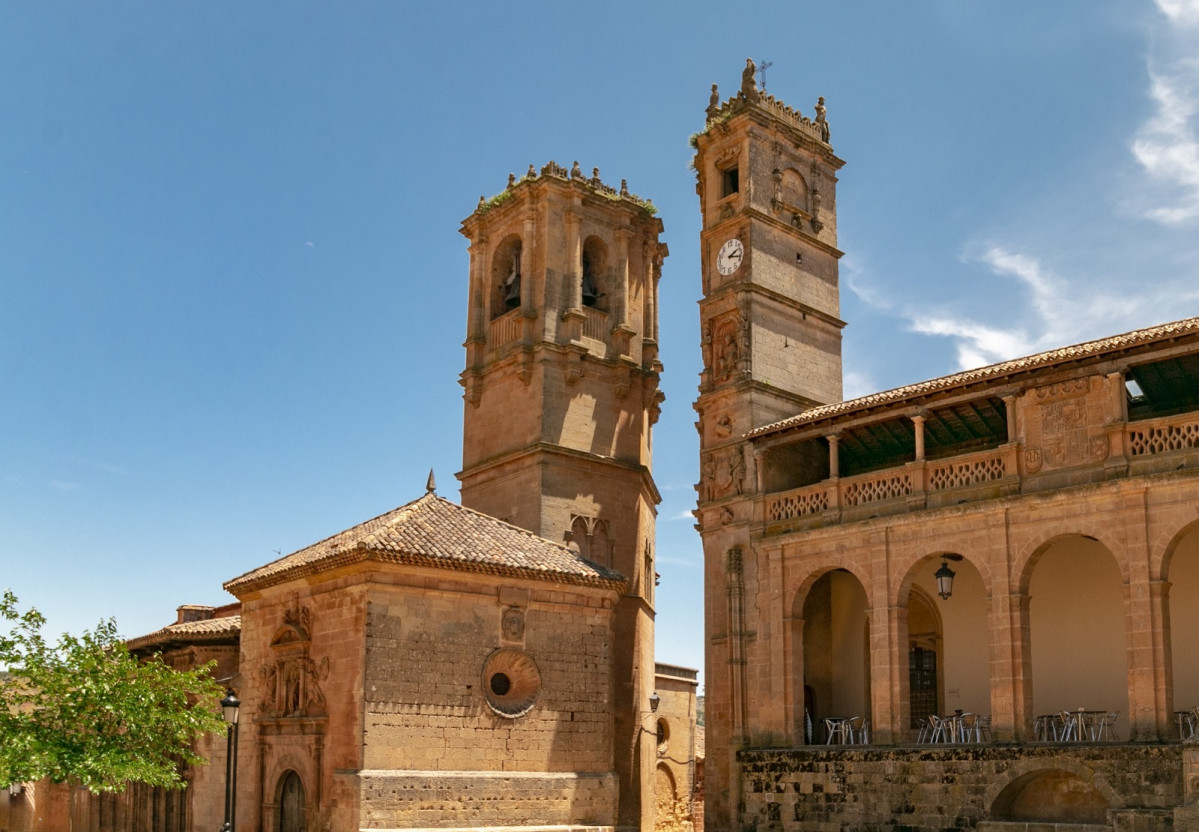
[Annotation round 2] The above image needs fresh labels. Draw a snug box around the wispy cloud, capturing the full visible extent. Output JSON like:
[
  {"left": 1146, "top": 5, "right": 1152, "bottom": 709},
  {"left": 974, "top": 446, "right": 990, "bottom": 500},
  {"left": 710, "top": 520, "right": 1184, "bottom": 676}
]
[
  {"left": 842, "top": 370, "right": 877, "bottom": 401},
  {"left": 50, "top": 480, "right": 80, "bottom": 491},
  {"left": 844, "top": 3, "right": 1199, "bottom": 376},
  {"left": 670, "top": 508, "right": 696, "bottom": 521},
  {"left": 1130, "top": 1, "right": 1199, "bottom": 224},
  {"left": 1157, "top": 0, "right": 1199, "bottom": 27}
]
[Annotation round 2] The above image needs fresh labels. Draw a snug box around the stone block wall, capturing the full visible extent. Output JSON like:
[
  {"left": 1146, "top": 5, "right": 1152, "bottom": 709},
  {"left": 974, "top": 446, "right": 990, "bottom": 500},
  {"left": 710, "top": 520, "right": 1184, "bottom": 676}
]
[
  {"left": 739, "top": 746, "right": 1183, "bottom": 832},
  {"left": 357, "top": 770, "right": 617, "bottom": 829},
  {"left": 362, "top": 576, "right": 617, "bottom": 774}
]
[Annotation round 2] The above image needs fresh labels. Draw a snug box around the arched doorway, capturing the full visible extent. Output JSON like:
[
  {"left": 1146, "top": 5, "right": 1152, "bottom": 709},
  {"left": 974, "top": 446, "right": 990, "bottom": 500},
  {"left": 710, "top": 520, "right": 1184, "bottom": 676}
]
[
  {"left": 1167, "top": 522, "right": 1199, "bottom": 721},
  {"left": 907, "top": 586, "right": 942, "bottom": 733},
  {"left": 1028, "top": 535, "right": 1128, "bottom": 738},
  {"left": 278, "top": 770, "right": 305, "bottom": 832},
  {"left": 903, "top": 555, "right": 990, "bottom": 738},
  {"left": 801, "top": 568, "right": 870, "bottom": 740}
]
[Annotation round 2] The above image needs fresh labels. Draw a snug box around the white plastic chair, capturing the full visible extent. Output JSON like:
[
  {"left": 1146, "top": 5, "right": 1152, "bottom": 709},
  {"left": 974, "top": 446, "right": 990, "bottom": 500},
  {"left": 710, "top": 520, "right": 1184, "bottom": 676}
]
[
  {"left": 927, "top": 714, "right": 949, "bottom": 743},
  {"left": 1057, "top": 711, "right": 1079, "bottom": 742},
  {"left": 824, "top": 717, "right": 847, "bottom": 745},
  {"left": 1093, "top": 711, "right": 1120, "bottom": 741}
]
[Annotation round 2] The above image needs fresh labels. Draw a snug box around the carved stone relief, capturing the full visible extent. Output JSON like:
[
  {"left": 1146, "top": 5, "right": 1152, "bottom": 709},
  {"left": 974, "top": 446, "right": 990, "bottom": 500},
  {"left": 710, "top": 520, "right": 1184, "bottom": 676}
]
[
  {"left": 501, "top": 606, "right": 526, "bottom": 642},
  {"left": 700, "top": 445, "right": 747, "bottom": 502},
  {"left": 1022, "top": 376, "right": 1110, "bottom": 472},
  {"left": 260, "top": 605, "right": 329, "bottom": 719}
]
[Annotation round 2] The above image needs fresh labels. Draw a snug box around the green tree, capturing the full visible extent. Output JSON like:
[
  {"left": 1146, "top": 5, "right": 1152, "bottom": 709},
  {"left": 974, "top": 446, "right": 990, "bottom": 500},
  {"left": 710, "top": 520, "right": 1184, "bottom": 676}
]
[{"left": 0, "top": 590, "right": 225, "bottom": 792}]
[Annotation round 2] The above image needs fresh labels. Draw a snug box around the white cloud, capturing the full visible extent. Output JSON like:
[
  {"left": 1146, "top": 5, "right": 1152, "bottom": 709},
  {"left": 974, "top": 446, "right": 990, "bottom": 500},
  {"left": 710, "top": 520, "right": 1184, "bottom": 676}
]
[
  {"left": 50, "top": 480, "right": 79, "bottom": 491},
  {"left": 1156, "top": 0, "right": 1199, "bottom": 27},
  {"left": 842, "top": 370, "right": 878, "bottom": 401},
  {"left": 670, "top": 508, "right": 696, "bottom": 521},
  {"left": 1130, "top": 4, "right": 1199, "bottom": 224}
]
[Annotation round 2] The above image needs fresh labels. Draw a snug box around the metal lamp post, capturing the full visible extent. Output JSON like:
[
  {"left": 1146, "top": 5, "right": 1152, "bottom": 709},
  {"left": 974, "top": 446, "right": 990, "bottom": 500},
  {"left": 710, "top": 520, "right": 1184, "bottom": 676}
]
[{"left": 220, "top": 690, "right": 240, "bottom": 832}]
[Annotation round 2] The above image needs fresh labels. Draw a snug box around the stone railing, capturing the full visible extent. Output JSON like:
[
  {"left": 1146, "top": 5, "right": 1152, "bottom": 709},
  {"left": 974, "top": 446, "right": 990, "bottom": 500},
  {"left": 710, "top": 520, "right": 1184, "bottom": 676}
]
[
  {"left": 488, "top": 310, "right": 522, "bottom": 349},
  {"left": 763, "top": 446, "right": 1017, "bottom": 527},
  {"left": 581, "top": 307, "right": 607, "bottom": 341},
  {"left": 760, "top": 411, "right": 1199, "bottom": 530},
  {"left": 927, "top": 448, "right": 1009, "bottom": 491},
  {"left": 1127, "top": 412, "right": 1199, "bottom": 456}
]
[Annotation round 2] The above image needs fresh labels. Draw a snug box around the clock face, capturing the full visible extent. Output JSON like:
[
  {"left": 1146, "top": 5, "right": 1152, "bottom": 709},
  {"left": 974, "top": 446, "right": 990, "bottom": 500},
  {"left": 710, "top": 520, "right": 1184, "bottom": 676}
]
[{"left": 717, "top": 238, "right": 744, "bottom": 276}]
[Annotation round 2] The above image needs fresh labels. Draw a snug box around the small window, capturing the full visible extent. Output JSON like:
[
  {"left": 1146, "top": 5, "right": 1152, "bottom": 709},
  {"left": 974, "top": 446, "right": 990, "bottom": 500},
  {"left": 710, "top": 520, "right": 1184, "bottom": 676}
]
[
  {"left": 656, "top": 718, "right": 670, "bottom": 753},
  {"left": 721, "top": 165, "right": 739, "bottom": 198}
]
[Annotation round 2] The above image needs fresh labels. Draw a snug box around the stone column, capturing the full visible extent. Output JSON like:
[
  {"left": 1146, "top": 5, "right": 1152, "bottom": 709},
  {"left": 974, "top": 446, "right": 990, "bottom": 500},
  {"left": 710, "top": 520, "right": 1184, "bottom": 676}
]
[
  {"left": 827, "top": 433, "right": 840, "bottom": 479},
  {"left": 521, "top": 209, "right": 537, "bottom": 314},
  {"left": 912, "top": 413, "right": 926, "bottom": 461},
  {"left": 1123, "top": 488, "right": 1167, "bottom": 739},
  {"left": 1003, "top": 394, "right": 1018, "bottom": 443},
  {"left": 615, "top": 228, "right": 630, "bottom": 329},
  {"left": 990, "top": 511, "right": 1033, "bottom": 741},
  {"left": 465, "top": 238, "right": 487, "bottom": 366},
  {"left": 565, "top": 208, "right": 581, "bottom": 311}
]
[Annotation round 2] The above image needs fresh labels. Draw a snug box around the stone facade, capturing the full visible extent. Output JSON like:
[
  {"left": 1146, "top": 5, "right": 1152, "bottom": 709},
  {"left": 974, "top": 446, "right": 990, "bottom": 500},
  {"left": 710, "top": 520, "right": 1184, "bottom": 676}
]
[
  {"left": 653, "top": 664, "right": 700, "bottom": 832},
  {"left": 695, "top": 62, "right": 1199, "bottom": 832}
]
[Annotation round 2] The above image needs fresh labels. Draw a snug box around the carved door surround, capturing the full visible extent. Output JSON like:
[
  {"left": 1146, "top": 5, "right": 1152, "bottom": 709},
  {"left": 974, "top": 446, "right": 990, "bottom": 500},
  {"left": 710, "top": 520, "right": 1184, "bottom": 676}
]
[{"left": 260, "top": 606, "right": 328, "bottom": 720}]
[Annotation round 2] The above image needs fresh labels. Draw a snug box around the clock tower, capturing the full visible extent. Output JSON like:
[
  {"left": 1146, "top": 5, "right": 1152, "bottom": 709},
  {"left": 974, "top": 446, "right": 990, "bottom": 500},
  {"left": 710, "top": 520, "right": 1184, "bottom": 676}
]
[
  {"left": 693, "top": 62, "right": 845, "bottom": 832},
  {"left": 458, "top": 162, "right": 667, "bottom": 831}
]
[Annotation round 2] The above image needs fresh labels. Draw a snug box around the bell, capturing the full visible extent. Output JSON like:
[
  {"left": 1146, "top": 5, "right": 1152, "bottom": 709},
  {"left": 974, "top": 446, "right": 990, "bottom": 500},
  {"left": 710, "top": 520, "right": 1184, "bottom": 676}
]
[
  {"left": 504, "top": 275, "right": 521, "bottom": 309},
  {"left": 581, "top": 272, "right": 599, "bottom": 308}
]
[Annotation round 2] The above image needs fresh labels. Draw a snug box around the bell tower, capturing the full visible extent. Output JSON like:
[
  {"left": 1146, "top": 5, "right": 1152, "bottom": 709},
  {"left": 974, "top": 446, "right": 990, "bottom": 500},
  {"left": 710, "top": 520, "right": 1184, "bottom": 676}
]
[
  {"left": 693, "top": 62, "right": 845, "bottom": 832},
  {"left": 458, "top": 162, "right": 667, "bottom": 830}
]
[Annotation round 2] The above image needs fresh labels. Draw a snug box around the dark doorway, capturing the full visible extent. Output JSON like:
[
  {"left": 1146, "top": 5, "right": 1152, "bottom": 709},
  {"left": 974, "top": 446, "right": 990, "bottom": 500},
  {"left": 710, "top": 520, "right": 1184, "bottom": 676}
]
[{"left": 279, "top": 771, "right": 305, "bottom": 832}]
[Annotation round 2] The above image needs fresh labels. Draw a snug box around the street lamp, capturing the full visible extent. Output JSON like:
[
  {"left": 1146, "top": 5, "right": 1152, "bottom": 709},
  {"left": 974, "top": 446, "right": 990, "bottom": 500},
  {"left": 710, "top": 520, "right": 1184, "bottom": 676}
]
[
  {"left": 935, "top": 554, "right": 964, "bottom": 600},
  {"left": 220, "top": 690, "right": 240, "bottom": 832}
]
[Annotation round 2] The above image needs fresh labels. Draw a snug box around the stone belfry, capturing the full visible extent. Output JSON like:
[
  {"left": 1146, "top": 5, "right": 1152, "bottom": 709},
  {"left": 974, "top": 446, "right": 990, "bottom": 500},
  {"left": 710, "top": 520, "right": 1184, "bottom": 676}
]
[
  {"left": 692, "top": 62, "right": 845, "bottom": 832},
  {"left": 458, "top": 162, "right": 667, "bottom": 830}
]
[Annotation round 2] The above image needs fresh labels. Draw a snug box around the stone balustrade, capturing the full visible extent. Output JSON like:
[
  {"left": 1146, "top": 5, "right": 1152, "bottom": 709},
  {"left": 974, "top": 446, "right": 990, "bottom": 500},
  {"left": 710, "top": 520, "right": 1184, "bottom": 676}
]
[{"left": 762, "top": 410, "right": 1199, "bottom": 530}]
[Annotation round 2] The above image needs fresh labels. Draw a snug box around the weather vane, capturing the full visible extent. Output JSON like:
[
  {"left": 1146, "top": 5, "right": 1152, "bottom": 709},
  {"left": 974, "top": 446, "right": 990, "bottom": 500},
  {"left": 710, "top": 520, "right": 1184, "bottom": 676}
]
[{"left": 758, "top": 59, "right": 774, "bottom": 91}]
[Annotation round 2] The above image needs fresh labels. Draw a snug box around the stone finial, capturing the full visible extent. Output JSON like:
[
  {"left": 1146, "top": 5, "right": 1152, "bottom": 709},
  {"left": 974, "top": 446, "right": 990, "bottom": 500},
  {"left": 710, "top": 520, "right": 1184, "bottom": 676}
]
[
  {"left": 741, "top": 58, "right": 759, "bottom": 102},
  {"left": 508, "top": 172, "right": 516, "bottom": 188},
  {"left": 620, "top": 179, "right": 629, "bottom": 196},
  {"left": 571, "top": 160, "right": 583, "bottom": 179},
  {"left": 707, "top": 83, "right": 720, "bottom": 119},
  {"left": 527, "top": 164, "right": 536, "bottom": 179},
  {"left": 591, "top": 167, "right": 601, "bottom": 187},
  {"left": 477, "top": 195, "right": 486, "bottom": 210},
  {"left": 426, "top": 469, "right": 437, "bottom": 494}
]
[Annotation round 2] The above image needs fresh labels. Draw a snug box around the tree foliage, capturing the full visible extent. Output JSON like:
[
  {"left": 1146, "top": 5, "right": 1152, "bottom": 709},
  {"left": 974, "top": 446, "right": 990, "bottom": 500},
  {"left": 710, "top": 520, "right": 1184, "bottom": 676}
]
[{"left": 0, "top": 590, "right": 225, "bottom": 792}]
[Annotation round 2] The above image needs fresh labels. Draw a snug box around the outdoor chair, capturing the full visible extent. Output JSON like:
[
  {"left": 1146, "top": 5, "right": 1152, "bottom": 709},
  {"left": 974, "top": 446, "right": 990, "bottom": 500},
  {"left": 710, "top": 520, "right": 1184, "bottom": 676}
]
[
  {"left": 824, "top": 717, "right": 847, "bottom": 745},
  {"left": 927, "top": 714, "right": 949, "bottom": 743},
  {"left": 847, "top": 716, "right": 869, "bottom": 744},
  {"left": 1093, "top": 711, "right": 1120, "bottom": 741},
  {"left": 1057, "top": 711, "right": 1079, "bottom": 742}
]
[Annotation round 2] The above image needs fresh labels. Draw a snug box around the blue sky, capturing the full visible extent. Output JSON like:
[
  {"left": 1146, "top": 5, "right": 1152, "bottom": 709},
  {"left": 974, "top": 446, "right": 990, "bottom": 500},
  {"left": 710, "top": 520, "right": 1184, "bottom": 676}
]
[{"left": 3, "top": 2, "right": 1199, "bottom": 689}]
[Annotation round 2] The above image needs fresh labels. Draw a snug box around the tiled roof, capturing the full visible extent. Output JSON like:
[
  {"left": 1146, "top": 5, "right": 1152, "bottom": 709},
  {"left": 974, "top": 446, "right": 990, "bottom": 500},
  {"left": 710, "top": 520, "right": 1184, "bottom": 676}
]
[
  {"left": 224, "top": 493, "right": 627, "bottom": 595},
  {"left": 748, "top": 315, "right": 1199, "bottom": 439},
  {"left": 125, "top": 615, "right": 242, "bottom": 651}
]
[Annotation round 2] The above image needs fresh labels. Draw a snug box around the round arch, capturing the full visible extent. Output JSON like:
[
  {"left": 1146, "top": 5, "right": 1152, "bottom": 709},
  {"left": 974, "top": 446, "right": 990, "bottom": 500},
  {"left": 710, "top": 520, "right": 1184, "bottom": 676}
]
[
  {"left": 275, "top": 770, "right": 306, "bottom": 832},
  {"left": 986, "top": 758, "right": 1121, "bottom": 824},
  {"left": 1022, "top": 533, "right": 1128, "bottom": 736},
  {"left": 1015, "top": 530, "right": 1129, "bottom": 597},
  {"left": 1163, "top": 520, "right": 1199, "bottom": 715},
  {"left": 792, "top": 566, "right": 871, "bottom": 742},
  {"left": 896, "top": 554, "right": 991, "bottom": 737}
]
